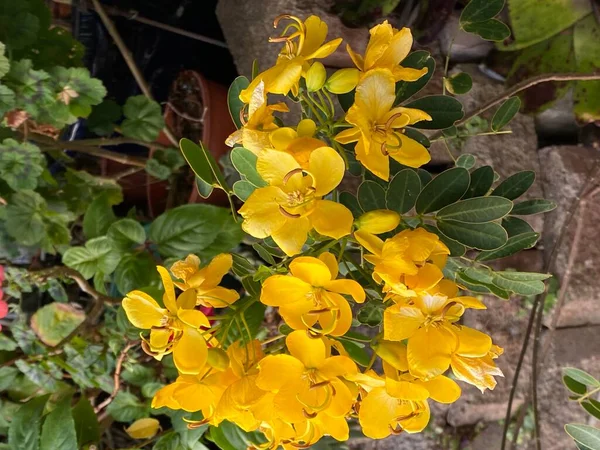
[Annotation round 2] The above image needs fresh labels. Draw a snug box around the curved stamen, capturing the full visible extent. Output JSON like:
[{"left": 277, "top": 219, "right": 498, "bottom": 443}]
[
  {"left": 302, "top": 409, "right": 318, "bottom": 419},
  {"left": 389, "top": 423, "right": 404, "bottom": 435},
  {"left": 239, "top": 104, "right": 248, "bottom": 126},
  {"left": 385, "top": 112, "right": 410, "bottom": 129},
  {"left": 395, "top": 411, "right": 420, "bottom": 421},
  {"left": 279, "top": 205, "right": 302, "bottom": 218},
  {"left": 441, "top": 301, "right": 462, "bottom": 319},
  {"left": 283, "top": 167, "right": 304, "bottom": 184}
]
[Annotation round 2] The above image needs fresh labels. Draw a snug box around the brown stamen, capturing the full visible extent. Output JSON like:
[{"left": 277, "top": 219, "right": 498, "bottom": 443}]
[
  {"left": 283, "top": 167, "right": 304, "bottom": 184},
  {"left": 279, "top": 205, "right": 301, "bottom": 218}
]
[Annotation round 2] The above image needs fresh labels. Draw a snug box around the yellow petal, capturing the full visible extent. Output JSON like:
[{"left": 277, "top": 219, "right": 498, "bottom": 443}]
[
  {"left": 314, "top": 411, "right": 350, "bottom": 440},
  {"left": 310, "top": 200, "right": 353, "bottom": 240},
  {"left": 122, "top": 291, "right": 166, "bottom": 329},
  {"left": 354, "top": 229, "right": 384, "bottom": 256},
  {"left": 177, "top": 308, "right": 210, "bottom": 329},
  {"left": 450, "top": 353, "right": 503, "bottom": 393},
  {"left": 319, "top": 355, "right": 357, "bottom": 379},
  {"left": 385, "top": 378, "right": 429, "bottom": 401},
  {"left": 455, "top": 326, "right": 492, "bottom": 357},
  {"left": 353, "top": 68, "right": 396, "bottom": 123},
  {"left": 374, "top": 340, "right": 408, "bottom": 372},
  {"left": 152, "top": 382, "right": 180, "bottom": 409},
  {"left": 389, "top": 134, "right": 431, "bottom": 168},
  {"left": 286, "top": 330, "right": 326, "bottom": 368},
  {"left": 305, "top": 62, "right": 326, "bottom": 92},
  {"left": 261, "top": 274, "right": 313, "bottom": 306},
  {"left": 264, "top": 58, "right": 304, "bottom": 96},
  {"left": 297, "top": 119, "right": 317, "bottom": 137},
  {"left": 407, "top": 325, "right": 456, "bottom": 380},
  {"left": 173, "top": 327, "right": 208, "bottom": 374},
  {"left": 404, "top": 263, "right": 444, "bottom": 293},
  {"left": 359, "top": 387, "right": 398, "bottom": 439},
  {"left": 318, "top": 252, "right": 339, "bottom": 279},
  {"left": 397, "top": 400, "right": 430, "bottom": 433},
  {"left": 325, "top": 68, "right": 360, "bottom": 94},
  {"left": 125, "top": 418, "right": 161, "bottom": 439},
  {"left": 176, "top": 289, "right": 197, "bottom": 310},
  {"left": 257, "top": 148, "right": 301, "bottom": 186},
  {"left": 390, "top": 106, "right": 432, "bottom": 125},
  {"left": 377, "top": 27, "right": 413, "bottom": 69},
  {"left": 417, "top": 375, "right": 461, "bottom": 404},
  {"left": 413, "top": 293, "right": 448, "bottom": 314},
  {"left": 285, "top": 136, "right": 325, "bottom": 169},
  {"left": 432, "top": 279, "right": 459, "bottom": 298},
  {"left": 170, "top": 254, "right": 200, "bottom": 281},
  {"left": 364, "top": 22, "right": 394, "bottom": 70},
  {"left": 355, "top": 136, "right": 390, "bottom": 181},
  {"left": 301, "top": 15, "right": 328, "bottom": 57},
  {"left": 149, "top": 328, "right": 171, "bottom": 351},
  {"left": 383, "top": 304, "right": 425, "bottom": 341},
  {"left": 334, "top": 127, "right": 361, "bottom": 144},
  {"left": 355, "top": 209, "right": 400, "bottom": 234},
  {"left": 256, "top": 354, "right": 305, "bottom": 391},
  {"left": 308, "top": 146, "right": 345, "bottom": 196},
  {"left": 197, "top": 286, "right": 240, "bottom": 308},
  {"left": 203, "top": 253, "right": 233, "bottom": 288},
  {"left": 289, "top": 256, "right": 332, "bottom": 286},
  {"left": 324, "top": 292, "right": 353, "bottom": 336},
  {"left": 271, "top": 216, "right": 310, "bottom": 256},
  {"left": 393, "top": 66, "right": 428, "bottom": 82},
  {"left": 304, "top": 38, "right": 343, "bottom": 59},
  {"left": 324, "top": 279, "right": 366, "bottom": 303},
  {"left": 346, "top": 43, "right": 364, "bottom": 71},
  {"left": 269, "top": 127, "right": 297, "bottom": 151},
  {"left": 453, "top": 296, "right": 487, "bottom": 310},
  {"left": 279, "top": 300, "right": 316, "bottom": 331},
  {"left": 157, "top": 266, "right": 177, "bottom": 313},
  {"left": 239, "top": 186, "right": 287, "bottom": 239}
]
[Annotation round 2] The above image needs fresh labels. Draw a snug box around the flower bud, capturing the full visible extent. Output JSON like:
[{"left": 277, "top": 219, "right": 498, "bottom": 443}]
[
  {"left": 305, "top": 62, "right": 326, "bottom": 92},
  {"left": 355, "top": 210, "right": 400, "bottom": 234},
  {"left": 373, "top": 340, "right": 408, "bottom": 372},
  {"left": 207, "top": 347, "right": 230, "bottom": 371},
  {"left": 125, "top": 418, "right": 161, "bottom": 439},
  {"left": 325, "top": 68, "right": 360, "bottom": 94}
]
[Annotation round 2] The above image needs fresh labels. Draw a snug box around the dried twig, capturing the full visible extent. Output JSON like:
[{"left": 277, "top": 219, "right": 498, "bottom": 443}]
[{"left": 95, "top": 341, "right": 138, "bottom": 414}]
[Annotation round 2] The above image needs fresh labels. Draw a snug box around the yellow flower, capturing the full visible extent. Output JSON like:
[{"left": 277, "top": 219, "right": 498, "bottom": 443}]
[
  {"left": 240, "top": 15, "right": 342, "bottom": 103},
  {"left": 335, "top": 69, "right": 431, "bottom": 180},
  {"left": 171, "top": 254, "right": 240, "bottom": 308},
  {"left": 383, "top": 282, "right": 491, "bottom": 380},
  {"left": 261, "top": 252, "right": 365, "bottom": 336},
  {"left": 355, "top": 209, "right": 400, "bottom": 234},
  {"left": 268, "top": 118, "right": 326, "bottom": 168},
  {"left": 347, "top": 21, "right": 428, "bottom": 82},
  {"left": 451, "top": 336, "right": 504, "bottom": 393},
  {"left": 255, "top": 331, "right": 358, "bottom": 424},
  {"left": 226, "top": 81, "right": 289, "bottom": 154},
  {"left": 123, "top": 266, "right": 211, "bottom": 374},
  {"left": 238, "top": 147, "right": 353, "bottom": 256}
]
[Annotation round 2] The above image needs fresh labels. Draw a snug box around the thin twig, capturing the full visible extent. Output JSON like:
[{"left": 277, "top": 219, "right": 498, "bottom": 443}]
[
  {"left": 166, "top": 102, "right": 205, "bottom": 123},
  {"left": 70, "top": 137, "right": 171, "bottom": 150},
  {"left": 95, "top": 341, "right": 138, "bottom": 413},
  {"left": 431, "top": 72, "right": 600, "bottom": 141}
]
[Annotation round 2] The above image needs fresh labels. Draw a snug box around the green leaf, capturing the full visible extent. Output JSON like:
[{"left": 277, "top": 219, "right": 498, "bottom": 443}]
[
  {"left": 338, "top": 339, "right": 370, "bottom": 367},
  {"left": 8, "top": 395, "right": 49, "bottom": 450},
  {"left": 121, "top": 365, "right": 156, "bottom": 387},
  {"left": 476, "top": 231, "right": 539, "bottom": 261},
  {"left": 180, "top": 138, "right": 215, "bottom": 185},
  {"left": 582, "top": 400, "right": 600, "bottom": 421},
  {"left": 230, "top": 147, "right": 267, "bottom": 187},
  {"left": 5, "top": 190, "right": 47, "bottom": 246},
  {"left": 196, "top": 177, "right": 215, "bottom": 199},
  {"left": 438, "top": 220, "right": 507, "bottom": 250},
  {"left": 71, "top": 397, "right": 100, "bottom": 447},
  {"left": 565, "top": 424, "right": 600, "bottom": 449},
  {"left": 357, "top": 302, "right": 384, "bottom": 327},
  {"left": 63, "top": 236, "right": 121, "bottom": 279},
  {"left": 252, "top": 243, "right": 276, "bottom": 265},
  {"left": 463, "top": 165, "right": 494, "bottom": 199},
  {"left": 208, "top": 420, "right": 266, "bottom": 450},
  {"left": 231, "top": 254, "right": 255, "bottom": 278},
  {"left": 511, "top": 199, "right": 557, "bottom": 215},
  {"left": 0, "top": 334, "right": 17, "bottom": 351},
  {"left": 404, "top": 128, "right": 431, "bottom": 148},
  {"left": 121, "top": 95, "right": 165, "bottom": 142},
  {"left": 0, "top": 42, "right": 9, "bottom": 79},
  {"left": 405, "top": 95, "right": 464, "bottom": 130},
  {"left": 87, "top": 99, "right": 121, "bottom": 136},
  {"left": 337, "top": 90, "right": 355, "bottom": 112},
  {"left": 14, "top": 25, "right": 84, "bottom": 70},
  {"left": 444, "top": 72, "right": 473, "bottom": 95},
  {"left": 0, "top": 84, "right": 15, "bottom": 115},
  {"left": 456, "top": 268, "right": 511, "bottom": 299},
  {"left": 107, "top": 219, "right": 146, "bottom": 250},
  {"left": 40, "top": 395, "right": 77, "bottom": 450},
  {"left": 232, "top": 180, "right": 255, "bottom": 201},
  {"left": 227, "top": 76, "right": 249, "bottom": 129},
  {"left": 563, "top": 368, "right": 600, "bottom": 387},
  {"left": 149, "top": 204, "right": 242, "bottom": 259},
  {"left": 30, "top": 303, "right": 85, "bottom": 347},
  {"left": 106, "top": 391, "right": 149, "bottom": 422},
  {"left": 386, "top": 169, "right": 421, "bottom": 214},
  {"left": 358, "top": 181, "right": 387, "bottom": 212},
  {"left": 492, "top": 171, "right": 535, "bottom": 200},
  {"left": 0, "top": 139, "right": 45, "bottom": 191},
  {"left": 491, "top": 96, "right": 521, "bottom": 131},
  {"left": 82, "top": 192, "right": 117, "bottom": 239},
  {"left": 456, "top": 154, "right": 476, "bottom": 169},
  {"left": 423, "top": 224, "right": 466, "bottom": 257},
  {"left": 50, "top": 67, "right": 106, "bottom": 116},
  {"left": 339, "top": 191, "right": 363, "bottom": 218},
  {"left": 502, "top": 216, "right": 534, "bottom": 236},
  {"left": 0, "top": 367, "right": 20, "bottom": 391},
  {"left": 0, "top": 3, "right": 40, "bottom": 52},
  {"left": 460, "top": 0, "right": 505, "bottom": 24},
  {"left": 114, "top": 252, "right": 159, "bottom": 295},
  {"left": 573, "top": 15, "right": 600, "bottom": 123},
  {"left": 563, "top": 375, "right": 588, "bottom": 396},
  {"left": 492, "top": 271, "right": 550, "bottom": 295},
  {"left": 416, "top": 167, "right": 470, "bottom": 214},
  {"left": 464, "top": 19, "right": 511, "bottom": 41},
  {"left": 394, "top": 51, "right": 436, "bottom": 104},
  {"left": 417, "top": 168, "right": 432, "bottom": 186},
  {"left": 437, "top": 196, "right": 513, "bottom": 223}
]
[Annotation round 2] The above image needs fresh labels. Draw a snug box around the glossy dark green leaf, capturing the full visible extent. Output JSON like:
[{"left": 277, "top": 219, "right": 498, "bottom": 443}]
[
  {"left": 232, "top": 180, "right": 255, "bottom": 201},
  {"left": 404, "top": 128, "right": 431, "bottom": 147},
  {"left": 227, "top": 76, "right": 249, "bottom": 129},
  {"left": 405, "top": 95, "right": 464, "bottom": 130},
  {"left": 337, "top": 89, "right": 355, "bottom": 112},
  {"left": 386, "top": 169, "right": 421, "bottom": 214},
  {"left": 464, "top": 18, "right": 511, "bottom": 41},
  {"left": 72, "top": 397, "right": 100, "bottom": 447},
  {"left": 230, "top": 147, "right": 266, "bottom": 187},
  {"left": 511, "top": 199, "right": 557, "bottom": 215},
  {"left": 114, "top": 252, "right": 158, "bottom": 295},
  {"left": 476, "top": 231, "right": 539, "bottom": 261},
  {"left": 107, "top": 218, "right": 146, "bottom": 250},
  {"left": 437, "top": 196, "right": 513, "bottom": 222},
  {"left": 460, "top": 0, "right": 505, "bottom": 24},
  {"left": 121, "top": 96, "right": 164, "bottom": 142},
  {"left": 338, "top": 339, "right": 370, "bottom": 367},
  {"left": 416, "top": 167, "right": 470, "bottom": 214},
  {"left": 417, "top": 169, "right": 432, "bottom": 186},
  {"left": 82, "top": 192, "right": 117, "bottom": 239},
  {"left": 339, "top": 191, "right": 363, "bottom": 219},
  {"left": 456, "top": 153, "right": 476, "bottom": 169},
  {"left": 208, "top": 420, "right": 267, "bottom": 450},
  {"left": 394, "top": 51, "right": 435, "bottom": 104},
  {"left": 437, "top": 220, "right": 507, "bottom": 250},
  {"left": 492, "top": 171, "right": 535, "bottom": 200},
  {"left": 491, "top": 96, "right": 521, "bottom": 131},
  {"left": 40, "top": 395, "right": 77, "bottom": 450},
  {"left": 463, "top": 165, "right": 494, "bottom": 199},
  {"left": 444, "top": 72, "right": 473, "bottom": 95},
  {"left": 196, "top": 176, "right": 214, "bottom": 199},
  {"left": 87, "top": 99, "right": 121, "bottom": 136},
  {"left": 502, "top": 216, "right": 535, "bottom": 236},
  {"left": 423, "top": 224, "right": 466, "bottom": 257},
  {"left": 180, "top": 138, "right": 215, "bottom": 186},
  {"left": 358, "top": 181, "right": 387, "bottom": 212},
  {"left": 8, "top": 395, "right": 49, "bottom": 450},
  {"left": 582, "top": 399, "right": 600, "bottom": 420},
  {"left": 106, "top": 392, "right": 148, "bottom": 422},
  {"left": 563, "top": 375, "right": 587, "bottom": 396}
]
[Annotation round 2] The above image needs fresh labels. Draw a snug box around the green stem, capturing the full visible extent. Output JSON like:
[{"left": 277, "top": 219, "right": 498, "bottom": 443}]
[{"left": 300, "top": 93, "right": 326, "bottom": 124}]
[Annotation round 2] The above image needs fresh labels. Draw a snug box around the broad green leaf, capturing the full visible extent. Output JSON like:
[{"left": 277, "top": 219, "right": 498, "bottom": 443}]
[
  {"left": 565, "top": 424, "right": 600, "bottom": 449},
  {"left": 502, "top": 216, "right": 535, "bottom": 236},
  {"left": 208, "top": 420, "right": 267, "bottom": 450},
  {"left": 423, "top": 224, "right": 466, "bottom": 257},
  {"left": 573, "top": 15, "right": 600, "bottom": 123},
  {"left": 196, "top": 176, "right": 215, "bottom": 199},
  {"left": 62, "top": 236, "right": 121, "bottom": 279},
  {"left": 121, "top": 95, "right": 165, "bottom": 142},
  {"left": 227, "top": 76, "right": 249, "bottom": 129},
  {"left": 230, "top": 147, "right": 267, "bottom": 187},
  {"left": 0, "top": 139, "right": 45, "bottom": 190},
  {"left": 0, "top": 367, "right": 20, "bottom": 391},
  {"left": 72, "top": 396, "right": 100, "bottom": 447},
  {"left": 0, "top": 3, "right": 40, "bottom": 52},
  {"left": 8, "top": 395, "right": 49, "bottom": 450},
  {"left": 460, "top": 0, "right": 505, "bottom": 24},
  {"left": 40, "top": 395, "right": 77, "bottom": 450},
  {"left": 145, "top": 148, "right": 185, "bottom": 181},
  {"left": 252, "top": 243, "right": 276, "bottom": 265},
  {"left": 492, "top": 171, "right": 535, "bottom": 200},
  {"left": 30, "top": 303, "right": 85, "bottom": 346},
  {"left": 563, "top": 368, "right": 600, "bottom": 387},
  {"left": 386, "top": 169, "right": 421, "bottom": 214},
  {"left": 50, "top": 67, "right": 106, "bottom": 117},
  {"left": 339, "top": 191, "right": 363, "bottom": 219},
  {"left": 404, "top": 128, "right": 431, "bottom": 148},
  {"left": 394, "top": 51, "right": 435, "bottom": 104},
  {"left": 82, "top": 192, "right": 117, "bottom": 239},
  {"left": 416, "top": 167, "right": 470, "bottom": 214},
  {"left": 0, "top": 42, "right": 9, "bottom": 79},
  {"left": 476, "top": 231, "right": 539, "bottom": 261},
  {"left": 0, "top": 84, "right": 15, "bottom": 115},
  {"left": 463, "top": 165, "right": 494, "bottom": 199},
  {"left": 337, "top": 89, "right": 355, "bottom": 112},
  {"left": 232, "top": 180, "right": 255, "bottom": 201},
  {"left": 358, "top": 181, "right": 387, "bottom": 212},
  {"left": 437, "top": 220, "right": 507, "bottom": 250},
  {"left": 114, "top": 252, "right": 159, "bottom": 295},
  {"left": 417, "top": 168, "right": 432, "bottom": 186},
  {"left": 357, "top": 302, "right": 384, "bottom": 327},
  {"left": 492, "top": 271, "right": 549, "bottom": 295},
  {"left": 13, "top": 360, "right": 61, "bottom": 392},
  {"left": 491, "top": 96, "right": 521, "bottom": 131},
  {"left": 511, "top": 199, "right": 557, "bottom": 215},
  {"left": 444, "top": 72, "right": 473, "bottom": 95},
  {"left": 5, "top": 190, "right": 47, "bottom": 246},
  {"left": 464, "top": 19, "right": 511, "bottom": 41},
  {"left": 4, "top": 60, "right": 54, "bottom": 118},
  {"left": 457, "top": 269, "right": 511, "bottom": 299},
  {"left": 107, "top": 219, "right": 146, "bottom": 250},
  {"left": 106, "top": 392, "right": 149, "bottom": 422},
  {"left": 0, "top": 334, "right": 17, "bottom": 351},
  {"left": 338, "top": 339, "right": 370, "bottom": 367},
  {"left": 170, "top": 411, "right": 207, "bottom": 448},
  {"left": 456, "top": 153, "right": 476, "bottom": 169},
  {"left": 405, "top": 95, "right": 464, "bottom": 130},
  {"left": 149, "top": 204, "right": 242, "bottom": 259},
  {"left": 437, "top": 196, "right": 513, "bottom": 223},
  {"left": 563, "top": 375, "right": 587, "bottom": 396},
  {"left": 582, "top": 400, "right": 600, "bottom": 421},
  {"left": 122, "top": 365, "right": 156, "bottom": 387},
  {"left": 87, "top": 99, "right": 121, "bottom": 136},
  {"left": 180, "top": 138, "right": 215, "bottom": 185},
  {"left": 15, "top": 26, "right": 84, "bottom": 70}
]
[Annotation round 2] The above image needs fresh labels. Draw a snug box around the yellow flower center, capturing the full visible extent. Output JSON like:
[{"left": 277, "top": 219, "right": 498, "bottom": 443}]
[
  {"left": 371, "top": 112, "right": 410, "bottom": 156},
  {"left": 269, "top": 15, "right": 306, "bottom": 59},
  {"left": 278, "top": 168, "right": 318, "bottom": 218}
]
